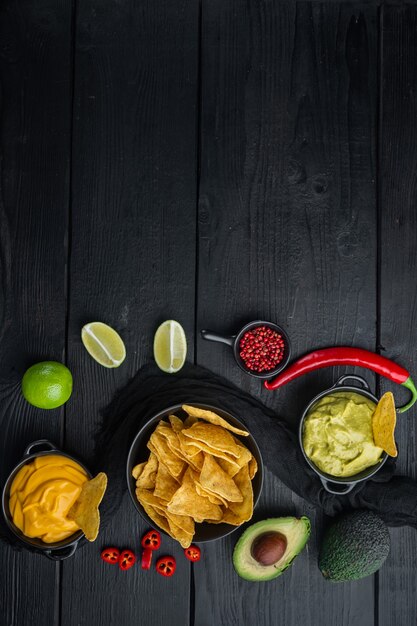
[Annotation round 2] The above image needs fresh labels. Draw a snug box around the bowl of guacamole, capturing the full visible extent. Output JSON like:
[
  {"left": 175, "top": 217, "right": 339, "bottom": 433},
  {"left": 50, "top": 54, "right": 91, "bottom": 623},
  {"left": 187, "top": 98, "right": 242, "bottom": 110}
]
[{"left": 299, "top": 375, "right": 388, "bottom": 494}]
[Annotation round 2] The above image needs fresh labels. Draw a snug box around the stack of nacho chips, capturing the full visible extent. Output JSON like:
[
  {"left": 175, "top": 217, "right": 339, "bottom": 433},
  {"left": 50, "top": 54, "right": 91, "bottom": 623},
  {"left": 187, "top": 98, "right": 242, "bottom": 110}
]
[{"left": 132, "top": 405, "right": 257, "bottom": 548}]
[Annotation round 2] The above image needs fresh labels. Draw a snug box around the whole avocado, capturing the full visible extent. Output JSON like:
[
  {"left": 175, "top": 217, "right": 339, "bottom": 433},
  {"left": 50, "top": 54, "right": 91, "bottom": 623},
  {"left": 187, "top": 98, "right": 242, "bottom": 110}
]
[{"left": 319, "top": 510, "right": 390, "bottom": 582}]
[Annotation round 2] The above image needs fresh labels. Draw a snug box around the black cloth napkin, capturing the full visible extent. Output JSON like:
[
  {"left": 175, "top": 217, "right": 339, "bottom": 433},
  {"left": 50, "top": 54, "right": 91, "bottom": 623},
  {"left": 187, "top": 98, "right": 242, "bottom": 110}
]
[{"left": 97, "top": 363, "right": 417, "bottom": 529}]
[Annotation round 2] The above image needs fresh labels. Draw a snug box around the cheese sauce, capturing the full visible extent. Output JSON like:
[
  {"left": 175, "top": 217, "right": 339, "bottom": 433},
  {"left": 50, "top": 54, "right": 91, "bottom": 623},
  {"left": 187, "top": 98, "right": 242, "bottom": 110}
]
[{"left": 9, "top": 455, "right": 88, "bottom": 543}]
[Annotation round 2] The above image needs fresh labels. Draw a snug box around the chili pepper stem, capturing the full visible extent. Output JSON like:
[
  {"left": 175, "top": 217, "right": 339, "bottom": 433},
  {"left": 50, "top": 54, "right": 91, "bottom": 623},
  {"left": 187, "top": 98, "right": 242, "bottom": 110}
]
[{"left": 399, "top": 377, "right": 417, "bottom": 413}]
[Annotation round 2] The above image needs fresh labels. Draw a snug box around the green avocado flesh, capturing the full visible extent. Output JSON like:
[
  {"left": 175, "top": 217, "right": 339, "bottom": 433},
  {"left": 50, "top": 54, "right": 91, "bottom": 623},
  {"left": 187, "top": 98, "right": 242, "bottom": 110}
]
[
  {"left": 319, "top": 510, "right": 390, "bottom": 582},
  {"left": 233, "top": 517, "right": 311, "bottom": 581}
]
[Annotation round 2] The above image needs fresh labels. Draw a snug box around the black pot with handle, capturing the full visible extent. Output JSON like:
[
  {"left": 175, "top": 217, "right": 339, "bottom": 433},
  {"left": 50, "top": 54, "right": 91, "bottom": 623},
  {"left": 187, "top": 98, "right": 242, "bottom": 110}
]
[
  {"left": 1, "top": 439, "right": 91, "bottom": 560},
  {"left": 201, "top": 319, "right": 291, "bottom": 379},
  {"left": 299, "top": 375, "right": 388, "bottom": 495},
  {"left": 126, "top": 403, "right": 263, "bottom": 542}
]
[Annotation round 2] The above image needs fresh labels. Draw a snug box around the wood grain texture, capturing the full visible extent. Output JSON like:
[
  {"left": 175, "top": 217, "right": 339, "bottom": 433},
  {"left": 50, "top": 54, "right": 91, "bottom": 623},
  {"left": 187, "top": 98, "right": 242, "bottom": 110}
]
[
  {"left": 2, "top": 2, "right": 417, "bottom": 625},
  {"left": 195, "top": 2, "right": 378, "bottom": 625},
  {"left": 60, "top": 1, "right": 198, "bottom": 625},
  {"left": 378, "top": 6, "right": 417, "bottom": 625},
  {"left": 0, "top": 1, "right": 72, "bottom": 625}
]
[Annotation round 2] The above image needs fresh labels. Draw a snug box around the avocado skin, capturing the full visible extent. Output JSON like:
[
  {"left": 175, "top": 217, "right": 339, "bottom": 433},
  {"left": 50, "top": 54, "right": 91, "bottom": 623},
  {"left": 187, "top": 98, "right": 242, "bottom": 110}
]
[
  {"left": 233, "top": 516, "right": 311, "bottom": 582},
  {"left": 319, "top": 510, "right": 390, "bottom": 582}
]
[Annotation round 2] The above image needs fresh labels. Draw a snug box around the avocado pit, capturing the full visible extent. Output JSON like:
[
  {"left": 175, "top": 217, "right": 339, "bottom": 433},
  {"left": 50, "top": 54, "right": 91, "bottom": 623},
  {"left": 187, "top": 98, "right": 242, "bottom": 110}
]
[{"left": 251, "top": 531, "right": 287, "bottom": 566}]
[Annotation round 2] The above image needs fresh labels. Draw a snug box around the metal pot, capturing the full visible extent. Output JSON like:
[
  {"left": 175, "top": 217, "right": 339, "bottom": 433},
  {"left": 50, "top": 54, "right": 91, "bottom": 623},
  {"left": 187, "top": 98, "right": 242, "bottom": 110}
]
[
  {"left": 299, "top": 375, "right": 388, "bottom": 495},
  {"left": 201, "top": 319, "right": 291, "bottom": 379},
  {"left": 127, "top": 403, "right": 263, "bottom": 542},
  {"left": 1, "top": 439, "right": 91, "bottom": 560}
]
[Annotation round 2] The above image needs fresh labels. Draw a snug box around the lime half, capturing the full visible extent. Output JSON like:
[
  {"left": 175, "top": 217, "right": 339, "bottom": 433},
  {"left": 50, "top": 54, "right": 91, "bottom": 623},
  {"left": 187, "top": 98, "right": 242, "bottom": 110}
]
[
  {"left": 22, "top": 361, "right": 73, "bottom": 409},
  {"left": 81, "top": 322, "right": 126, "bottom": 368},
  {"left": 153, "top": 320, "right": 187, "bottom": 373}
]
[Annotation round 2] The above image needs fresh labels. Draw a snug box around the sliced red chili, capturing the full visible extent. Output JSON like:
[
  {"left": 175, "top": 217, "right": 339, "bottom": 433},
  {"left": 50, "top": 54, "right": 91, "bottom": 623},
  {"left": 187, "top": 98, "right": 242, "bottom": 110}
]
[
  {"left": 101, "top": 547, "right": 120, "bottom": 564},
  {"left": 141, "top": 529, "right": 161, "bottom": 550},
  {"left": 119, "top": 549, "right": 136, "bottom": 571},
  {"left": 156, "top": 556, "right": 176, "bottom": 577},
  {"left": 141, "top": 548, "right": 153, "bottom": 570},
  {"left": 184, "top": 545, "right": 201, "bottom": 562}
]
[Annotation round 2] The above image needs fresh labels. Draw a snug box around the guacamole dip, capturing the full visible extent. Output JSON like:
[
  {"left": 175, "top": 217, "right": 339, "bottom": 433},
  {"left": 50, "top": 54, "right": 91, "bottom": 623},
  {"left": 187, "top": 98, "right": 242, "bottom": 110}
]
[{"left": 302, "top": 391, "right": 383, "bottom": 478}]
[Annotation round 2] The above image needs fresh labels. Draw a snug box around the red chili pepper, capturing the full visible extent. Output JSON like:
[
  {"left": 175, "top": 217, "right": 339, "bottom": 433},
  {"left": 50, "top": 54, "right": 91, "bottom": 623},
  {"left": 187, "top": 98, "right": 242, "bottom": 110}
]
[
  {"left": 141, "top": 529, "right": 161, "bottom": 550},
  {"left": 264, "top": 347, "right": 417, "bottom": 413},
  {"left": 101, "top": 547, "right": 120, "bottom": 564},
  {"left": 156, "top": 556, "right": 176, "bottom": 577},
  {"left": 184, "top": 545, "right": 201, "bottom": 562},
  {"left": 141, "top": 548, "right": 153, "bottom": 570},
  {"left": 119, "top": 549, "right": 136, "bottom": 571}
]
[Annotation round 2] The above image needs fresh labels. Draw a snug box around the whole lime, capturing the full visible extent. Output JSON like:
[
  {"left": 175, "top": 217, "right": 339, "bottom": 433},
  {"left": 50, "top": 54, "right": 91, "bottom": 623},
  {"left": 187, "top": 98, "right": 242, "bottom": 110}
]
[{"left": 21, "top": 361, "right": 73, "bottom": 409}]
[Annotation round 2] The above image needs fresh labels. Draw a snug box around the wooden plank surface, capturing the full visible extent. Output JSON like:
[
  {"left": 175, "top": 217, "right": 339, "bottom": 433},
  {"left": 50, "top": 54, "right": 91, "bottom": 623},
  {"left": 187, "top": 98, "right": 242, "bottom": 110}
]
[
  {"left": 378, "top": 5, "right": 417, "bottom": 626},
  {"left": 1, "top": 2, "right": 417, "bottom": 626},
  {"left": 60, "top": 1, "right": 198, "bottom": 625},
  {"left": 195, "top": 2, "right": 378, "bottom": 625},
  {"left": 0, "top": 1, "right": 72, "bottom": 625}
]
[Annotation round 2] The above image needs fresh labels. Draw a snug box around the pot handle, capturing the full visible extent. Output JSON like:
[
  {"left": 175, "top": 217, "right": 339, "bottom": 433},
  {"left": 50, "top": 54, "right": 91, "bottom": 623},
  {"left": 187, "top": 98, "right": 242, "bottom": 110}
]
[
  {"left": 23, "top": 439, "right": 58, "bottom": 457},
  {"left": 320, "top": 477, "right": 356, "bottom": 495},
  {"left": 44, "top": 541, "right": 79, "bottom": 561},
  {"left": 200, "top": 330, "right": 235, "bottom": 347},
  {"left": 332, "top": 374, "right": 370, "bottom": 391}
]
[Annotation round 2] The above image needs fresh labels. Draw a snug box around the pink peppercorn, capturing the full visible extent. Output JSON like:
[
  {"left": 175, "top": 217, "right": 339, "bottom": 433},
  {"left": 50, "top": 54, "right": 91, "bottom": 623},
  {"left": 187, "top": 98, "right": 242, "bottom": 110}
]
[{"left": 239, "top": 326, "right": 285, "bottom": 372}]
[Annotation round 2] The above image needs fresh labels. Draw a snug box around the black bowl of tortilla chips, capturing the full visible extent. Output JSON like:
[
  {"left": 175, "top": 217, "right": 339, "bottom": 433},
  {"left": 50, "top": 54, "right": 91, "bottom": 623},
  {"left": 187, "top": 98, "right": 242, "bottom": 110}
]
[{"left": 126, "top": 403, "right": 263, "bottom": 546}]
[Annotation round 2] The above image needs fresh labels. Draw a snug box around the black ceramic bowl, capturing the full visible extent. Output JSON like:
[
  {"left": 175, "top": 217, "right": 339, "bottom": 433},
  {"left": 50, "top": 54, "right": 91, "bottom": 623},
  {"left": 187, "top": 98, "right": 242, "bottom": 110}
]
[
  {"left": 126, "top": 403, "right": 263, "bottom": 542},
  {"left": 201, "top": 319, "right": 291, "bottom": 379},
  {"left": 299, "top": 375, "right": 388, "bottom": 495},
  {"left": 2, "top": 439, "right": 92, "bottom": 560}
]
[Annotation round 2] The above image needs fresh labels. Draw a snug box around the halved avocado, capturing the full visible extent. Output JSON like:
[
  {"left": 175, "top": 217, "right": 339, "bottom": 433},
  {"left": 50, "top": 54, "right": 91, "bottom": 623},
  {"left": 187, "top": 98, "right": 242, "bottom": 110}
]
[{"left": 233, "top": 517, "right": 311, "bottom": 581}]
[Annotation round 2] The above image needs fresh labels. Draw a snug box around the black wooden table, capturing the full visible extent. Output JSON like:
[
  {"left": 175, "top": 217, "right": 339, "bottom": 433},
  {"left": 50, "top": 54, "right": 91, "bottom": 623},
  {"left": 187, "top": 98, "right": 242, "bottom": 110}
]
[{"left": 1, "top": 2, "right": 416, "bottom": 625}]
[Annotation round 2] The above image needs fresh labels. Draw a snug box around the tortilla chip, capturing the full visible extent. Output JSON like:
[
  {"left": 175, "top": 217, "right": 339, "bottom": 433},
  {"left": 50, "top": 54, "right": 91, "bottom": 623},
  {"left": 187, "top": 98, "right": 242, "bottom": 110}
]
[
  {"left": 154, "top": 463, "right": 179, "bottom": 502},
  {"left": 216, "top": 458, "right": 239, "bottom": 477},
  {"left": 156, "top": 421, "right": 189, "bottom": 462},
  {"left": 136, "top": 487, "right": 194, "bottom": 535},
  {"left": 217, "top": 439, "right": 253, "bottom": 476},
  {"left": 178, "top": 432, "right": 202, "bottom": 456},
  {"left": 372, "top": 391, "right": 398, "bottom": 457},
  {"left": 167, "top": 518, "right": 193, "bottom": 548},
  {"left": 194, "top": 481, "right": 228, "bottom": 506},
  {"left": 148, "top": 431, "right": 186, "bottom": 478},
  {"left": 174, "top": 435, "right": 205, "bottom": 472},
  {"left": 68, "top": 472, "right": 107, "bottom": 541},
  {"left": 165, "top": 508, "right": 193, "bottom": 533},
  {"left": 221, "top": 465, "right": 253, "bottom": 525},
  {"left": 179, "top": 435, "right": 241, "bottom": 467},
  {"left": 139, "top": 500, "right": 171, "bottom": 535},
  {"left": 187, "top": 468, "right": 227, "bottom": 505},
  {"left": 134, "top": 452, "right": 158, "bottom": 489},
  {"left": 248, "top": 455, "right": 258, "bottom": 480},
  {"left": 132, "top": 462, "right": 146, "bottom": 480},
  {"left": 136, "top": 488, "right": 171, "bottom": 513},
  {"left": 168, "top": 511, "right": 195, "bottom": 536},
  {"left": 233, "top": 437, "right": 253, "bottom": 465},
  {"left": 167, "top": 469, "right": 223, "bottom": 523},
  {"left": 200, "top": 454, "right": 243, "bottom": 502},
  {"left": 139, "top": 499, "right": 193, "bottom": 549},
  {"left": 179, "top": 450, "right": 204, "bottom": 473},
  {"left": 182, "top": 405, "right": 249, "bottom": 436},
  {"left": 188, "top": 451, "right": 204, "bottom": 471},
  {"left": 182, "top": 423, "right": 241, "bottom": 457},
  {"left": 183, "top": 415, "right": 198, "bottom": 428},
  {"left": 169, "top": 414, "right": 184, "bottom": 433}
]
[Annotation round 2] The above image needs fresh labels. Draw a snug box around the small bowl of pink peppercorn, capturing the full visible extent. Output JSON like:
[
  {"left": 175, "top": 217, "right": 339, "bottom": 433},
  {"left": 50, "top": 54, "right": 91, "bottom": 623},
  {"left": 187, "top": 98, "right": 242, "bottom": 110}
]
[{"left": 200, "top": 320, "right": 291, "bottom": 379}]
